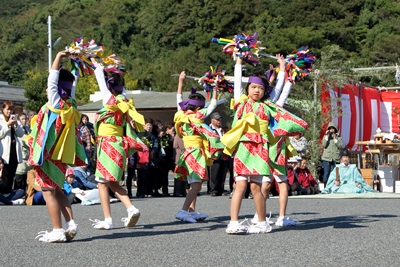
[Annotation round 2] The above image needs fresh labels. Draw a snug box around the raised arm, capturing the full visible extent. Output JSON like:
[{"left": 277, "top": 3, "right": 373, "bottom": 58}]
[
  {"left": 91, "top": 57, "right": 112, "bottom": 103},
  {"left": 269, "top": 54, "right": 286, "bottom": 103},
  {"left": 48, "top": 51, "right": 71, "bottom": 107},
  {"left": 234, "top": 57, "right": 243, "bottom": 101},
  {"left": 205, "top": 87, "right": 218, "bottom": 117},
  {"left": 275, "top": 81, "right": 292, "bottom": 107},
  {"left": 176, "top": 71, "right": 185, "bottom": 111}
]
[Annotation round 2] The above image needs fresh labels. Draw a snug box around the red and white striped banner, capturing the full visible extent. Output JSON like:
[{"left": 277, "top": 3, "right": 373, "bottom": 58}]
[{"left": 321, "top": 84, "right": 383, "bottom": 150}]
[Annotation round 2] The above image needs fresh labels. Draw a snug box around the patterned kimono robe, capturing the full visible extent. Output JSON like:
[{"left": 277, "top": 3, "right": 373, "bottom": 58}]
[
  {"left": 95, "top": 94, "right": 148, "bottom": 182},
  {"left": 322, "top": 164, "right": 377, "bottom": 194},
  {"left": 27, "top": 98, "right": 88, "bottom": 188},
  {"left": 264, "top": 99, "right": 308, "bottom": 176},
  {"left": 174, "top": 108, "right": 224, "bottom": 182},
  {"left": 222, "top": 95, "right": 308, "bottom": 177}
]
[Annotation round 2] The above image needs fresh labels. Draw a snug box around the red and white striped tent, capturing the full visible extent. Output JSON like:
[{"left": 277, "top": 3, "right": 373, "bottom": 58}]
[{"left": 321, "top": 83, "right": 400, "bottom": 150}]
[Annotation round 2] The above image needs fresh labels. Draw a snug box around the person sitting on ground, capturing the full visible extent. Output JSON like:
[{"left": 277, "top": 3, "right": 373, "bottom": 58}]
[
  {"left": 287, "top": 157, "right": 302, "bottom": 196},
  {"left": 322, "top": 148, "right": 377, "bottom": 194},
  {"left": 73, "top": 166, "right": 97, "bottom": 190},
  {"left": 295, "top": 158, "right": 318, "bottom": 194},
  {"left": 26, "top": 169, "right": 45, "bottom": 206},
  {"left": 63, "top": 168, "right": 80, "bottom": 204}
]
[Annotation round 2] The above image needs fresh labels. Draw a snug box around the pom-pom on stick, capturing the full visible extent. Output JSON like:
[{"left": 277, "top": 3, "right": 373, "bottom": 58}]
[
  {"left": 199, "top": 66, "right": 234, "bottom": 99},
  {"left": 101, "top": 54, "right": 125, "bottom": 74},
  {"left": 212, "top": 33, "right": 265, "bottom": 66},
  {"left": 285, "top": 46, "right": 315, "bottom": 83},
  {"left": 260, "top": 47, "right": 315, "bottom": 83},
  {"left": 66, "top": 36, "right": 103, "bottom": 77}
]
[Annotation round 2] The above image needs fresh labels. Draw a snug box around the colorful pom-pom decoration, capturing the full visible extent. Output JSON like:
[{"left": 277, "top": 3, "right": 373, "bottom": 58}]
[
  {"left": 212, "top": 33, "right": 265, "bottom": 66},
  {"left": 66, "top": 36, "right": 125, "bottom": 76},
  {"left": 284, "top": 46, "right": 315, "bottom": 83},
  {"left": 199, "top": 66, "right": 234, "bottom": 99},
  {"left": 66, "top": 36, "right": 103, "bottom": 77}
]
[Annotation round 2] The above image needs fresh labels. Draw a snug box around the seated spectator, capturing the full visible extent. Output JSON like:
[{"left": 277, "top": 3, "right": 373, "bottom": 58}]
[
  {"left": 287, "top": 157, "right": 302, "bottom": 196},
  {"left": 296, "top": 158, "right": 318, "bottom": 194},
  {"left": 63, "top": 168, "right": 81, "bottom": 204},
  {"left": 73, "top": 166, "right": 98, "bottom": 190},
  {"left": 0, "top": 156, "right": 25, "bottom": 205},
  {"left": 322, "top": 148, "right": 377, "bottom": 194},
  {"left": 289, "top": 133, "right": 308, "bottom": 157},
  {"left": 26, "top": 169, "right": 45, "bottom": 206}
]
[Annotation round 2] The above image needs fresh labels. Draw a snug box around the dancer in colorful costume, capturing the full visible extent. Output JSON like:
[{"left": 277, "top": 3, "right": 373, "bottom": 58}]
[
  {"left": 174, "top": 71, "right": 224, "bottom": 223},
  {"left": 258, "top": 56, "right": 307, "bottom": 227},
  {"left": 89, "top": 57, "right": 148, "bottom": 230},
  {"left": 222, "top": 57, "right": 307, "bottom": 234},
  {"left": 29, "top": 50, "right": 88, "bottom": 242}
]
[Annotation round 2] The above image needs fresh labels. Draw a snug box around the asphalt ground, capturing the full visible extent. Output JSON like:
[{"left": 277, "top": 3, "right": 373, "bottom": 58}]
[{"left": 1, "top": 179, "right": 399, "bottom": 267}]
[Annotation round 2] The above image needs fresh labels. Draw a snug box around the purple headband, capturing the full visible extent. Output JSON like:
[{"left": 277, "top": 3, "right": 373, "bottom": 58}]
[
  {"left": 106, "top": 78, "right": 124, "bottom": 93},
  {"left": 58, "top": 81, "right": 73, "bottom": 100},
  {"left": 248, "top": 76, "right": 265, "bottom": 86},
  {"left": 179, "top": 99, "right": 206, "bottom": 111}
]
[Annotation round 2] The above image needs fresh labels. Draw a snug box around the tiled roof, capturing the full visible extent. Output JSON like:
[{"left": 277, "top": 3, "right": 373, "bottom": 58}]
[{"left": 0, "top": 84, "right": 27, "bottom": 102}]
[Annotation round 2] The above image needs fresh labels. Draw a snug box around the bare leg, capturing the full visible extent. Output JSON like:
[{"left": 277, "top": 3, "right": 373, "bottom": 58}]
[
  {"left": 230, "top": 180, "right": 247, "bottom": 221},
  {"left": 98, "top": 182, "right": 111, "bottom": 219},
  {"left": 277, "top": 181, "right": 289, "bottom": 217},
  {"left": 182, "top": 182, "right": 201, "bottom": 211},
  {"left": 250, "top": 182, "right": 266, "bottom": 222},
  {"left": 109, "top": 181, "right": 133, "bottom": 209},
  {"left": 42, "top": 189, "right": 62, "bottom": 228},
  {"left": 55, "top": 188, "right": 73, "bottom": 222},
  {"left": 188, "top": 183, "right": 201, "bottom": 212}
]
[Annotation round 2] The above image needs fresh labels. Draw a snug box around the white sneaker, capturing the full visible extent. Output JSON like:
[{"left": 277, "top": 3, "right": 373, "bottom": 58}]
[
  {"left": 122, "top": 208, "right": 140, "bottom": 227},
  {"left": 251, "top": 212, "right": 274, "bottom": 225},
  {"left": 189, "top": 211, "right": 208, "bottom": 221},
  {"left": 90, "top": 219, "right": 114, "bottom": 230},
  {"left": 12, "top": 199, "right": 25, "bottom": 205},
  {"left": 247, "top": 221, "right": 272, "bottom": 234},
  {"left": 65, "top": 221, "right": 78, "bottom": 241},
  {"left": 175, "top": 210, "right": 196, "bottom": 223},
  {"left": 275, "top": 216, "right": 297, "bottom": 227},
  {"left": 226, "top": 219, "right": 249, "bottom": 235},
  {"left": 36, "top": 230, "right": 66, "bottom": 243}
]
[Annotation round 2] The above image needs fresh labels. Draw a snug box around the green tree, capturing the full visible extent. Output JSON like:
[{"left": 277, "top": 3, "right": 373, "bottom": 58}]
[{"left": 24, "top": 70, "right": 48, "bottom": 112}]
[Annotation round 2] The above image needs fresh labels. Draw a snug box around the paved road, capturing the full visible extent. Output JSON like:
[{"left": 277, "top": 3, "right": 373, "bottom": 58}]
[{"left": 1, "top": 184, "right": 399, "bottom": 267}]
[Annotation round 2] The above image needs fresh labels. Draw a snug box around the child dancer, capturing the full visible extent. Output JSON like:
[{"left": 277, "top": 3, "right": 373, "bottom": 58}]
[
  {"left": 221, "top": 57, "right": 273, "bottom": 234},
  {"left": 224, "top": 57, "right": 307, "bottom": 234},
  {"left": 90, "top": 57, "right": 148, "bottom": 230},
  {"left": 29, "top": 50, "right": 88, "bottom": 242},
  {"left": 253, "top": 57, "right": 307, "bottom": 227},
  {"left": 174, "top": 71, "right": 223, "bottom": 223}
]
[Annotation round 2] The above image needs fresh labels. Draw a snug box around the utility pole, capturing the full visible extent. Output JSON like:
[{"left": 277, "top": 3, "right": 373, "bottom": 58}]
[
  {"left": 48, "top": 16, "right": 52, "bottom": 71},
  {"left": 47, "top": 15, "right": 62, "bottom": 71}
]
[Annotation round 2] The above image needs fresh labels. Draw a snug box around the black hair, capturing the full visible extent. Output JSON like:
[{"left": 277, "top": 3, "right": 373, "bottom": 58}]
[
  {"left": 145, "top": 117, "right": 153, "bottom": 125},
  {"left": 187, "top": 93, "right": 206, "bottom": 111},
  {"left": 59, "top": 68, "right": 75, "bottom": 83},
  {"left": 245, "top": 69, "right": 269, "bottom": 98},
  {"left": 109, "top": 72, "right": 124, "bottom": 86}
]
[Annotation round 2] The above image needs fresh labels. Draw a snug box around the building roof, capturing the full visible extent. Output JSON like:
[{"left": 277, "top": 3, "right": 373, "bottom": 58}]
[
  {"left": 78, "top": 91, "right": 228, "bottom": 111},
  {"left": 0, "top": 83, "right": 27, "bottom": 103}
]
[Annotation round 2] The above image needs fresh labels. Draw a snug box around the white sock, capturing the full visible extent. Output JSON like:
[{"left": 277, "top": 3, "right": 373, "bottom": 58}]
[
  {"left": 229, "top": 221, "right": 239, "bottom": 225},
  {"left": 127, "top": 205, "right": 137, "bottom": 213},
  {"left": 257, "top": 221, "right": 267, "bottom": 226},
  {"left": 278, "top": 216, "right": 285, "bottom": 220},
  {"left": 105, "top": 218, "right": 112, "bottom": 224},
  {"left": 66, "top": 219, "right": 75, "bottom": 226},
  {"left": 53, "top": 228, "right": 64, "bottom": 233}
]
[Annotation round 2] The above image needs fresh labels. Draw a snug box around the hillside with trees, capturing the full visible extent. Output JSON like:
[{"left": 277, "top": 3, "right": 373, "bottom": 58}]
[{"left": 1, "top": 0, "right": 400, "bottom": 102}]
